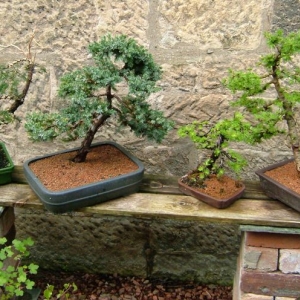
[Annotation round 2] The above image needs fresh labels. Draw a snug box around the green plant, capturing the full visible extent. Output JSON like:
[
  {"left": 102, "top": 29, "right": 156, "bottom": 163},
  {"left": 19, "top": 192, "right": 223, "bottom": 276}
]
[
  {"left": 0, "top": 237, "right": 38, "bottom": 299},
  {"left": 0, "top": 34, "right": 43, "bottom": 125},
  {"left": 223, "top": 29, "right": 300, "bottom": 173},
  {"left": 25, "top": 34, "right": 174, "bottom": 162},
  {"left": 178, "top": 113, "right": 249, "bottom": 187},
  {"left": 0, "top": 237, "right": 78, "bottom": 300},
  {"left": 43, "top": 283, "right": 78, "bottom": 300}
]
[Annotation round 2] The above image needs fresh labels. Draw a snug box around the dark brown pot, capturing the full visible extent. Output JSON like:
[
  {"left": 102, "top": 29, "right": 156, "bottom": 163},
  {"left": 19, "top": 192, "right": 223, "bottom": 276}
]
[
  {"left": 178, "top": 177, "right": 245, "bottom": 209},
  {"left": 256, "top": 158, "right": 300, "bottom": 213}
]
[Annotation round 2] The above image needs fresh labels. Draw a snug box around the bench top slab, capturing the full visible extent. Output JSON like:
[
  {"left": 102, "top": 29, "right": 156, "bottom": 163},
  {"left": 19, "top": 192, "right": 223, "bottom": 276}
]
[{"left": 1, "top": 181, "right": 299, "bottom": 228}]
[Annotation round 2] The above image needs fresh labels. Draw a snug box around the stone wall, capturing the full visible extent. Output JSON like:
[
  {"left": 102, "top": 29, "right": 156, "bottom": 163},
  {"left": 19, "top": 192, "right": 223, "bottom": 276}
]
[
  {"left": 14, "top": 207, "right": 240, "bottom": 285},
  {"left": 1, "top": 0, "right": 300, "bottom": 179}
]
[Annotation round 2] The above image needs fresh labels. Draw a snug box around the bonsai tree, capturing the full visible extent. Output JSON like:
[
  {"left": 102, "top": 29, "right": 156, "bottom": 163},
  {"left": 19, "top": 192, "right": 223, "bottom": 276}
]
[
  {"left": 223, "top": 29, "right": 300, "bottom": 174},
  {"left": 25, "top": 34, "right": 174, "bottom": 162},
  {"left": 178, "top": 113, "right": 251, "bottom": 187},
  {"left": 0, "top": 34, "right": 40, "bottom": 124}
]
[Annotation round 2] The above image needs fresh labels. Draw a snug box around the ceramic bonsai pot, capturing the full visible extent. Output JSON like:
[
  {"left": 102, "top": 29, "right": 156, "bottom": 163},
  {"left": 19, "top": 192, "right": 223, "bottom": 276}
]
[
  {"left": 23, "top": 141, "right": 144, "bottom": 213},
  {"left": 255, "top": 158, "right": 300, "bottom": 213},
  {"left": 0, "top": 142, "right": 14, "bottom": 185},
  {"left": 178, "top": 177, "right": 245, "bottom": 209}
]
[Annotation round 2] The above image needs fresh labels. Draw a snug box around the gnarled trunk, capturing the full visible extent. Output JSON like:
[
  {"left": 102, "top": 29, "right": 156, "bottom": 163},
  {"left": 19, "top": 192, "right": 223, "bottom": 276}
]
[{"left": 72, "top": 85, "right": 113, "bottom": 163}]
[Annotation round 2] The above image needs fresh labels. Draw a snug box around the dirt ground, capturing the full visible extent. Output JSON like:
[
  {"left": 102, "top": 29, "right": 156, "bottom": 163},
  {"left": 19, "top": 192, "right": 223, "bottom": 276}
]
[{"left": 32, "top": 269, "right": 233, "bottom": 300}]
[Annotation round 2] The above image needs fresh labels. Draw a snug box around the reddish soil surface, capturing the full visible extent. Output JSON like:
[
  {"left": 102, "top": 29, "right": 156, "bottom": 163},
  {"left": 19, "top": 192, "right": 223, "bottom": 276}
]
[
  {"left": 28, "top": 145, "right": 138, "bottom": 191},
  {"left": 32, "top": 270, "right": 233, "bottom": 300},
  {"left": 181, "top": 174, "right": 243, "bottom": 200},
  {"left": 265, "top": 161, "right": 300, "bottom": 194}
]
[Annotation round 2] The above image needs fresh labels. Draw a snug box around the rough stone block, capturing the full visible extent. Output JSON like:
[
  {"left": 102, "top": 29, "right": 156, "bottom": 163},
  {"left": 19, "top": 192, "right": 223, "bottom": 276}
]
[
  {"left": 245, "top": 232, "right": 300, "bottom": 249},
  {"left": 280, "top": 249, "right": 300, "bottom": 274},
  {"left": 244, "top": 246, "right": 278, "bottom": 272},
  {"left": 0, "top": 207, "right": 15, "bottom": 237},
  {"left": 241, "top": 271, "right": 300, "bottom": 298}
]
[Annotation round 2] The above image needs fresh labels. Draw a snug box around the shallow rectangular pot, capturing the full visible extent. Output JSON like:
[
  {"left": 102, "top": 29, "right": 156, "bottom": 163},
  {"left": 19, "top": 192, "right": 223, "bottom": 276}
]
[
  {"left": 178, "top": 177, "right": 245, "bottom": 209},
  {"left": 255, "top": 158, "right": 300, "bottom": 213},
  {"left": 0, "top": 142, "right": 14, "bottom": 185},
  {"left": 23, "top": 141, "right": 144, "bottom": 213}
]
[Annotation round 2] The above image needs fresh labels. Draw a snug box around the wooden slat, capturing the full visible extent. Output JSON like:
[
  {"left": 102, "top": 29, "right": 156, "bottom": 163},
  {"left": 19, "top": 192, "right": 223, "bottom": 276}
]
[
  {"left": 4, "top": 165, "right": 299, "bottom": 228},
  {"left": 1, "top": 182, "right": 300, "bottom": 228},
  {"left": 72, "top": 194, "right": 300, "bottom": 228},
  {"left": 11, "top": 166, "right": 28, "bottom": 184}
]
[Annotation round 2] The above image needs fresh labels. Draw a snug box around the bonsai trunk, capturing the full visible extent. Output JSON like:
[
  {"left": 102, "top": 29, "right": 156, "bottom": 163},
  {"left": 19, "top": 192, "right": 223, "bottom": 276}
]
[
  {"left": 272, "top": 60, "right": 300, "bottom": 173},
  {"left": 9, "top": 62, "right": 35, "bottom": 114},
  {"left": 72, "top": 85, "right": 113, "bottom": 163},
  {"left": 186, "top": 135, "right": 224, "bottom": 187}
]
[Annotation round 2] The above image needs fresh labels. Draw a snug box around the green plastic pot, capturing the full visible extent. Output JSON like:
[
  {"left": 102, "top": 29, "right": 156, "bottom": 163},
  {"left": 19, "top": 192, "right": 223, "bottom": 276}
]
[{"left": 0, "top": 142, "right": 14, "bottom": 185}]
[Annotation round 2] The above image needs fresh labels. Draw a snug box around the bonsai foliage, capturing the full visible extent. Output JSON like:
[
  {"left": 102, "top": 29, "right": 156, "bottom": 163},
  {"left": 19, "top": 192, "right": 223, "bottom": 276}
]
[
  {"left": 0, "top": 237, "right": 38, "bottom": 299},
  {"left": 0, "top": 34, "right": 40, "bottom": 124},
  {"left": 25, "top": 34, "right": 174, "bottom": 162},
  {"left": 223, "top": 29, "right": 300, "bottom": 173},
  {"left": 178, "top": 113, "right": 250, "bottom": 187}
]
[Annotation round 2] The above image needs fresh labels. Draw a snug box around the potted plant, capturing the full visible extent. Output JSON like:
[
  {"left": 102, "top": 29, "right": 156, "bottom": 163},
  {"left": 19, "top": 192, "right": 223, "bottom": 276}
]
[
  {"left": 0, "top": 35, "right": 38, "bottom": 185},
  {"left": 223, "top": 29, "right": 300, "bottom": 212},
  {"left": 0, "top": 142, "right": 14, "bottom": 185},
  {"left": 0, "top": 33, "right": 38, "bottom": 125},
  {"left": 177, "top": 113, "right": 250, "bottom": 208},
  {"left": 23, "top": 34, "right": 174, "bottom": 213}
]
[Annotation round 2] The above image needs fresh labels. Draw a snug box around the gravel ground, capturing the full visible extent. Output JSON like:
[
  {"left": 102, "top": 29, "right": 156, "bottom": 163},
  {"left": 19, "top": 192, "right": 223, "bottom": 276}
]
[{"left": 32, "top": 270, "right": 233, "bottom": 300}]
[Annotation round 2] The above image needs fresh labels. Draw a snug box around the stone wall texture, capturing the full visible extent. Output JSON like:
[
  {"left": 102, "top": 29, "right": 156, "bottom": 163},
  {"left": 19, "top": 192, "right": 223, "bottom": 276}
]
[
  {"left": 1, "top": 0, "right": 300, "bottom": 179},
  {"left": 14, "top": 208, "right": 240, "bottom": 285}
]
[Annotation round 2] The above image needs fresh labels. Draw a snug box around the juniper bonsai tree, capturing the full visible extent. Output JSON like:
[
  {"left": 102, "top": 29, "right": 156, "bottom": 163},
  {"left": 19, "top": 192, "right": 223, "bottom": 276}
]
[
  {"left": 25, "top": 34, "right": 174, "bottom": 162},
  {"left": 178, "top": 113, "right": 250, "bottom": 187},
  {"left": 223, "top": 29, "right": 300, "bottom": 174}
]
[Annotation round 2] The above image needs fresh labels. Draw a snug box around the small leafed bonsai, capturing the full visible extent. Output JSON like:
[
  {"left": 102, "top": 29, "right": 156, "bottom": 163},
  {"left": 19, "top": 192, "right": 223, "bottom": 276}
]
[
  {"left": 223, "top": 29, "right": 300, "bottom": 174},
  {"left": 0, "top": 34, "right": 41, "bottom": 124},
  {"left": 25, "top": 34, "right": 174, "bottom": 162},
  {"left": 178, "top": 113, "right": 250, "bottom": 188}
]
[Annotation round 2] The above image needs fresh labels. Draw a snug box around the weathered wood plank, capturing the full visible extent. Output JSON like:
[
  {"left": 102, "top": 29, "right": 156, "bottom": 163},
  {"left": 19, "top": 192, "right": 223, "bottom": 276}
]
[
  {"left": 1, "top": 182, "right": 299, "bottom": 228},
  {"left": 76, "top": 194, "right": 300, "bottom": 228},
  {"left": 4, "top": 165, "right": 299, "bottom": 228}
]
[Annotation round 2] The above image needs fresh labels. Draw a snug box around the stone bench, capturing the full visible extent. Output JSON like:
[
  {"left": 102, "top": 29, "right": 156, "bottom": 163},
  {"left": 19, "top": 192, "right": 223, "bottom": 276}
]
[{"left": 1, "top": 166, "right": 300, "bottom": 296}]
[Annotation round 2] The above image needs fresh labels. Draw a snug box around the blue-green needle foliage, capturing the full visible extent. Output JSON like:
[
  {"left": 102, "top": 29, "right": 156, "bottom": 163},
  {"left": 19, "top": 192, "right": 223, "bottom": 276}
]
[
  {"left": 223, "top": 29, "right": 300, "bottom": 167},
  {"left": 25, "top": 34, "right": 174, "bottom": 162},
  {"left": 178, "top": 113, "right": 249, "bottom": 184}
]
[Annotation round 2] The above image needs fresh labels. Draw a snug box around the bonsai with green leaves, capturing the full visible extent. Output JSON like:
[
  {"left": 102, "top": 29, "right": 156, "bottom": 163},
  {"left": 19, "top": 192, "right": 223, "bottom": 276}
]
[
  {"left": 178, "top": 113, "right": 250, "bottom": 187},
  {"left": 25, "top": 34, "right": 173, "bottom": 162},
  {"left": 223, "top": 29, "right": 300, "bottom": 174},
  {"left": 0, "top": 34, "right": 41, "bottom": 125}
]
